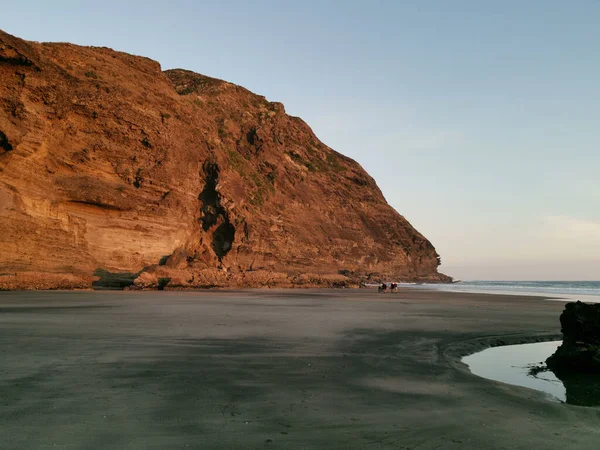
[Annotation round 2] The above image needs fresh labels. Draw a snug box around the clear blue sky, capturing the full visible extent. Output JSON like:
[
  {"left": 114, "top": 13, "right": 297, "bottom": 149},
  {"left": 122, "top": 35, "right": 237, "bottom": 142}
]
[{"left": 2, "top": 0, "right": 599, "bottom": 280}]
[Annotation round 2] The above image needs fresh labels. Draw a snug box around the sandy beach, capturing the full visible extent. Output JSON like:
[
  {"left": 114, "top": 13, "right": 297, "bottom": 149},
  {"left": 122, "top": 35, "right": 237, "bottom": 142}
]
[{"left": 0, "top": 288, "right": 597, "bottom": 449}]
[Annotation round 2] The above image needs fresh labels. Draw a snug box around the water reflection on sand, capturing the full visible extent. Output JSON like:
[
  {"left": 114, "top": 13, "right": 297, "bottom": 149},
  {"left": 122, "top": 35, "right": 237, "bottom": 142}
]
[
  {"left": 464, "top": 341, "right": 565, "bottom": 402},
  {"left": 464, "top": 341, "right": 600, "bottom": 407}
]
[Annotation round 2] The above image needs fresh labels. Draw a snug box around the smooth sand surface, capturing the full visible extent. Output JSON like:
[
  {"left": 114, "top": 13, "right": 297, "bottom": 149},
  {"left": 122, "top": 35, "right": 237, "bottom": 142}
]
[{"left": 0, "top": 289, "right": 598, "bottom": 449}]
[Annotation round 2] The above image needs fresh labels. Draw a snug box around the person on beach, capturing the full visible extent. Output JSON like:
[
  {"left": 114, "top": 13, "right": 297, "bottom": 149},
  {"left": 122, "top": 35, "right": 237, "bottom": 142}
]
[
  {"left": 378, "top": 282, "right": 387, "bottom": 293},
  {"left": 390, "top": 282, "right": 398, "bottom": 293}
]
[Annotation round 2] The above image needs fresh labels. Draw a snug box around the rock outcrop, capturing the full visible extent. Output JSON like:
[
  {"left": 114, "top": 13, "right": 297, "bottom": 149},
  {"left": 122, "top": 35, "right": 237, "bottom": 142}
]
[
  {"left": 0, "top": 30, "right": 450, "bottom": 290},
  {"left": 546, "top": 301, "right": 600, "bottom": 374}
]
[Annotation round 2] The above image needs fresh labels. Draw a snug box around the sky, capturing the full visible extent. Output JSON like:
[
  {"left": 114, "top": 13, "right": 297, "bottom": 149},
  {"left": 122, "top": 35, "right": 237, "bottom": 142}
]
[{"left": 2, "top": 0, "right": 599, "bottom": 280}]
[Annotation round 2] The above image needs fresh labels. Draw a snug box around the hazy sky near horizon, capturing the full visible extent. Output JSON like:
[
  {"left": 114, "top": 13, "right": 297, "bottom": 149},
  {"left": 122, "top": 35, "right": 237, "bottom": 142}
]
[{"left": 2, "top": 0, "right": 599, "bottom": 280}]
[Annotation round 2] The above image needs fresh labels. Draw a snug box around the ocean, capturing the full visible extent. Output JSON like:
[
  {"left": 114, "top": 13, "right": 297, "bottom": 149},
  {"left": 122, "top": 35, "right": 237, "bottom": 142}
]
[{"left": 418, "top": 280, "right": 600, "bottom": 302}]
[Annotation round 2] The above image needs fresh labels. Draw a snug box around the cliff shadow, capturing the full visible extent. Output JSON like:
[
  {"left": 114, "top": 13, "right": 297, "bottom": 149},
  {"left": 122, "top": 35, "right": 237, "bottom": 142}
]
[{"left": 92, "top": 268, "right": 140, "bottom": 290}]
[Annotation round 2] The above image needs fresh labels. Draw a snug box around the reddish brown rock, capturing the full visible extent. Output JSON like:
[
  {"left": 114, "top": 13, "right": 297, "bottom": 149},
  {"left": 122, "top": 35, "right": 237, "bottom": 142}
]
[{"left": 0, "top": 30, "right": 450, "bottom": 290}]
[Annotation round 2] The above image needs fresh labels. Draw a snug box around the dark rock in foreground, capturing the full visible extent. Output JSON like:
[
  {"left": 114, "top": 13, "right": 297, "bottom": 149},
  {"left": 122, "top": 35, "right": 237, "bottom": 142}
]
[
  {"left": 554, "top": 371, "right": 600, "bottom": 407},
  {"left": 546, "top": 301, "right": 600, "bottom": 374}
]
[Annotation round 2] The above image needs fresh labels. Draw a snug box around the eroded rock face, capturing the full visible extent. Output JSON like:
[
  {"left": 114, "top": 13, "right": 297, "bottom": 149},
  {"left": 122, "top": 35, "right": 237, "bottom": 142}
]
[
  {"left": 0, "top": 29, "right": 451, "bottom": 290},
  {"left": 547, "top": 301, "right": 600, "bottom": 374}
]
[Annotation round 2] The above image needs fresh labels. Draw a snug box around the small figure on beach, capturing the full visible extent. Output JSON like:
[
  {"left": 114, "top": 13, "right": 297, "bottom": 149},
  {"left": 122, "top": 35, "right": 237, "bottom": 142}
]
[
  {"left": 378, "top": 282, "right": 387, "bottom": 293},
  {"left": 390, "top": 282, "right": 398, "bottom": 293}
]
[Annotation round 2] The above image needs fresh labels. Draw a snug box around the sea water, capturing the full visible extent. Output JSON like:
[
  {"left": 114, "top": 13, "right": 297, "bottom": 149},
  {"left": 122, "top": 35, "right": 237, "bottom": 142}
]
[{"left": 416, "top": 280, "right": 600, "bottom": 303}]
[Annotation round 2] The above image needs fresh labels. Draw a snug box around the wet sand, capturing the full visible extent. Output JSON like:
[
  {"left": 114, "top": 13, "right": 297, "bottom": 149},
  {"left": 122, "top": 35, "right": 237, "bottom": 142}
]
[{"left": 0, "top": 289, "right": 597, "bottom": 449}]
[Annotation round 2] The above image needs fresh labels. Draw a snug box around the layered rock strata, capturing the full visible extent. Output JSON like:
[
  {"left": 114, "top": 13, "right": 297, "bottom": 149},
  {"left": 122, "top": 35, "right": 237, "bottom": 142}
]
[{"left": 0, "top": 30, "right": 450, "bottom": 289}]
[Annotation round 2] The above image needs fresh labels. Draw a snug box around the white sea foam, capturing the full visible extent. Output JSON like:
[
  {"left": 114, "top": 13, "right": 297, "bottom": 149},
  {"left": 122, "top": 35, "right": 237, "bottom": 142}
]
[{"left": 406, "top": 280, "right": 600, "bottom": 303}]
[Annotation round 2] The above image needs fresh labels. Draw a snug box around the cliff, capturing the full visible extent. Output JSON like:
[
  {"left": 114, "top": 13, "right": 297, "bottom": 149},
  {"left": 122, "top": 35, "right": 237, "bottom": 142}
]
[{"left": 0, "top": 30, "right": 450, "bottom": 289}]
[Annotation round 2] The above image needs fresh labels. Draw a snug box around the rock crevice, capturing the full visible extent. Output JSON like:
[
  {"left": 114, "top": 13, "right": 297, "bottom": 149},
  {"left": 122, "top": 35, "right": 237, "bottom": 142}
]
[
  {"left": 0, "top": 130, "right": 12, "bottom": 152},
  {"left": 198, "top": 161, "right": 235, "bottom": 260}
]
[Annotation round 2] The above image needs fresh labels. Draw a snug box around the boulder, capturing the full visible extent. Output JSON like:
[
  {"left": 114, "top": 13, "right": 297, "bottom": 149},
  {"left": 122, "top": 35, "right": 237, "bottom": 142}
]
[{"left": 546, "top": 301, "right": 600, "bottom": 374}]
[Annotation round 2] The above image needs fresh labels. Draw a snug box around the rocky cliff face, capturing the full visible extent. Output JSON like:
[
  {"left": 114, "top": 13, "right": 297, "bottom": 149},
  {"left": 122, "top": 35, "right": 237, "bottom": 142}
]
[{"left": 0, "top": 30, "right": 450, "bottom": 289}]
